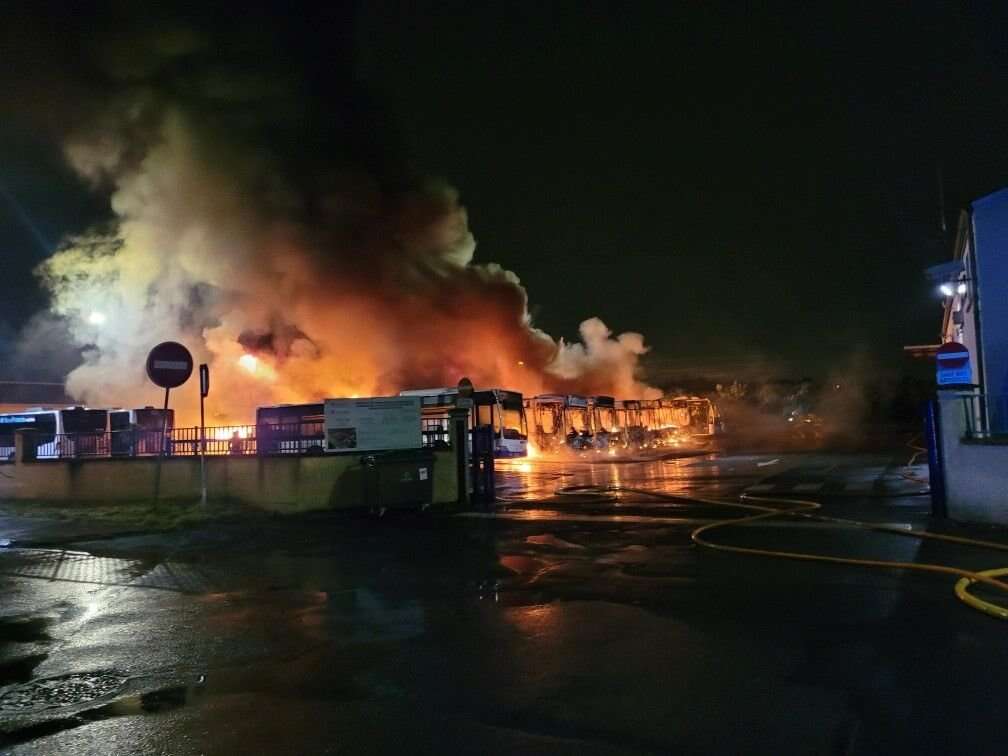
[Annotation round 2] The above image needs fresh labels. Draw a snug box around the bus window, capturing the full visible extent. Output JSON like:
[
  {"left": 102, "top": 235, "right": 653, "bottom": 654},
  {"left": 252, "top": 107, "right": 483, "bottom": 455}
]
[
  {"left": 501, "top": 406, "right": 525, "bottom": 439},
  {"left": 0, "top": 412, "right": 58, "bottom": 456},
  {"left": 477, "top": 405, "right": 493, "bottom": 428},
  {"left": 256, "top": 404, "right": 324, "bottom": 454},
  {"left": 569, "top": 407, "right": 589, "bottom": 433},
  {"left": 135, "top": 409, "right": 174, "bottom": 430},
  {"left": 60, "top": 409, "right": 108, "bottom": 434},
  {"left": 539, "top": 405, "right": 556, "bottom": 435}
]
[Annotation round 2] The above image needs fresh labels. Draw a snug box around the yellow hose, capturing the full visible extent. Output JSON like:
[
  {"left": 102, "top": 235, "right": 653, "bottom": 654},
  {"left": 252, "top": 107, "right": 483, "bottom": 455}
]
[
  {"left": 562, "top": 485, "right": 1008, "bottom": 621},
  {"left": 955, "top": 568, "right": 1008, "bottom": 620},
  {"left": 690, "top": 492, "right": 1008, "bottom": 621}
]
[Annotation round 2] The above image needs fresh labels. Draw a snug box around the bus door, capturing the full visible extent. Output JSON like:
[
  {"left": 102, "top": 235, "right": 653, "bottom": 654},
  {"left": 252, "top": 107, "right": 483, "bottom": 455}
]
[{"left": 109, "top": 411, "right": 134, "bottom": 456}]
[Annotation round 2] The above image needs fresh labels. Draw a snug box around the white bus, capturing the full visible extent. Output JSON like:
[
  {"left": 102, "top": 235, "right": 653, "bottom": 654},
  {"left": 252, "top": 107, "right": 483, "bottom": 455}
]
[
  {"left": 108, "top": 407, "right": 175, "bottom": 456},
  {"left": 0, "top": 407, "right": 109, "bottom": 460},
  {"left": 399, "top": 387, "right": 528, "bottom": 458}
]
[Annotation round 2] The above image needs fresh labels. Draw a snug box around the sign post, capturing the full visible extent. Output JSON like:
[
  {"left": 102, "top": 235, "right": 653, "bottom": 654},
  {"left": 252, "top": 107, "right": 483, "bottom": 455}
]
[
  {"left": 145, "top": 342, "right": 194, "bottom": 502},
  {"left": 199, "top": 363, "right": 210, "bottom": 505}
]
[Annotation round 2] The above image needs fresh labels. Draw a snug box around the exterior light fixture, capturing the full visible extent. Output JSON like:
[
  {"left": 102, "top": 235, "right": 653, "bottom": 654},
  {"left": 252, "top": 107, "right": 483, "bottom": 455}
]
[
  {"left": 939, "top": 283, "right": 955, "bottom": 297},
  {"left": 957, "top": 282, "right": 968, "bottom": 295},
  {"left": 238, "top": 353, "right": 258, "bottom": 373}
]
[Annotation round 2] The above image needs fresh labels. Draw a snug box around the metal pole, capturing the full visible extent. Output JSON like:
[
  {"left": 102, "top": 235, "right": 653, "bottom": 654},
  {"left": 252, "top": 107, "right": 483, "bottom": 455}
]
[
  {"left": 161, "top": 387, "right": 170, "bottom": 455},
  {"left": 153, "top": 387, "right": 170, "bottom": 504},
  {"left": 198, "top": 363, "right": 209, "bottom": 506},
  {"left": 200, "top": 388, "right": 207, "bottom": 505}
]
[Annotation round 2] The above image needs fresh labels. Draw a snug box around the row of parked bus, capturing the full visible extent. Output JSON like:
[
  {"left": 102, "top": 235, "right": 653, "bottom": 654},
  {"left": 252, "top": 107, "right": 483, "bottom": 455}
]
[
  {"left": 523, "top": 394, "right": 720, "bottom": 453},
  {"left": 401, "top": 388, "right": 720, "bottom": 458},
  {"left": 0, "top": 391, "right": 719, "bottom": 462},
  {"left": 0, "top": 406, "right": 175, "bottom": 460}
]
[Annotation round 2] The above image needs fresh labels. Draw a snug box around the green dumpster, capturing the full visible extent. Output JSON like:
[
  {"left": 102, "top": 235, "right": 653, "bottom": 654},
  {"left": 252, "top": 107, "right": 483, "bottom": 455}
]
[{"left": 361, "top": 448, "right": 435, "bottom": 513}]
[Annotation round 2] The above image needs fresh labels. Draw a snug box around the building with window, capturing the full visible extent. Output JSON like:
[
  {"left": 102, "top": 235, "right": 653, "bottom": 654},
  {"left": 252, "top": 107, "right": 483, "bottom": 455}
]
[{"left": 926, "top": 187, "right": 1008, "bottom": 524}]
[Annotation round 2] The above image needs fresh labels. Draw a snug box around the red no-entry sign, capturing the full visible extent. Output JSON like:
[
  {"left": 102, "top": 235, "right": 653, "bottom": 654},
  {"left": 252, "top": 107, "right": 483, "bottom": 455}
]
[{"left": 146, "top": 342, "right": 194, "bottom": 389}]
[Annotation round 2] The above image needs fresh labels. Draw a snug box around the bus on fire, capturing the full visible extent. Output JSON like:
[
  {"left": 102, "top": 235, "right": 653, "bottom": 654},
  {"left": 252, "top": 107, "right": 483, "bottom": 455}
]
[{"left": 398, "top": 387, "right": 529, "bottom": 458}]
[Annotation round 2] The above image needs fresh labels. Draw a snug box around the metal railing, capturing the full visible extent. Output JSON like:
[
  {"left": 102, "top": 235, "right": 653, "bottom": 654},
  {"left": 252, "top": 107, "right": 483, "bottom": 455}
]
[
  {"left": 170, "top": 425, "right": 258, "bottom": 456},
  {"left": 959, "top": 393, "right": 1008, "bottom": 440},
  {"left": 6, "top": 424, "right": 306, "bottom": 460},
  {"left": 6, "top": 418, "right": 457, "bottom": 461}
]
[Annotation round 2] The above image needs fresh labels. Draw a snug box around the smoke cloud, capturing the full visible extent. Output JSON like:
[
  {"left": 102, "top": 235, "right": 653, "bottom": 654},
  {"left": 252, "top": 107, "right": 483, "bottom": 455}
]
[{"left": 24, "top": 7, "right": 660, "bottom": 423}]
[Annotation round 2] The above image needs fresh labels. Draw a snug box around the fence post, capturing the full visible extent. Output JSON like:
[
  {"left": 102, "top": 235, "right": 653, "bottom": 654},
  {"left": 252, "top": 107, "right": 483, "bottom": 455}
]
[
  {"left": 199, "top": 363, "right": 209, "bottom": 505},
  {"left": 14, "top": 430, "right": 35, "bottom": 463}
]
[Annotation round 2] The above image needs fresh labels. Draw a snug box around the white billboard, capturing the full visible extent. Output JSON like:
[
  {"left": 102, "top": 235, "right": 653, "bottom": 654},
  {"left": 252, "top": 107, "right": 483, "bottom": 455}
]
[{"left": 323, "top": 397, "right": 422, "bottom": 453}]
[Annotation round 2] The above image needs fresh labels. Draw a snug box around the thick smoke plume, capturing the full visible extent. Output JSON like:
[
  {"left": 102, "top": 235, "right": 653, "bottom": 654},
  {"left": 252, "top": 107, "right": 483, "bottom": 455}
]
[{"left": 27, "top": 7, "right": 659, "bottom": 423}]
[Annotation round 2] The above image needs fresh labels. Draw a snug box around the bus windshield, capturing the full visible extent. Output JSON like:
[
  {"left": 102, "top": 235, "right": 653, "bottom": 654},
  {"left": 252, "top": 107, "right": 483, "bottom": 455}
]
[
  {"left": 476, "top": 404, "right": 503, "bottom": 434},
  {"left": 135, "top": 409, "right": 173, "bottom": 430},
  {"left": 61, "top": 409, "right": 107, "bottom": 434},
  {"left": 0, "top": 412, "right": 58, "bottom": 447},
  {"left": 569, "top": 407, "right": 589, "bottom": 433},
  {"left": 538, "top": 404, "right": 561, "bottom": 435},
  {"left": 501, "top": 407, "right": 526, "bottom": 439},
  {"left": 596, "top": 406, "right": 617, "bottom": 431}
]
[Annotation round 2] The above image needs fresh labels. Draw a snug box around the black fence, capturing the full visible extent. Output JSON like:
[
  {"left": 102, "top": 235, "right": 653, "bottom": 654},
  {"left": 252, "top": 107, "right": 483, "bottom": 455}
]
[
  {"left": 5, "top": 420, "right": 449, "bottom": 461},
  {"left": 5, "top": 425, "right": 265, "bottom": 460},
  {"left": 960, "top": 393, "right": 1008, "bottom": 440}
]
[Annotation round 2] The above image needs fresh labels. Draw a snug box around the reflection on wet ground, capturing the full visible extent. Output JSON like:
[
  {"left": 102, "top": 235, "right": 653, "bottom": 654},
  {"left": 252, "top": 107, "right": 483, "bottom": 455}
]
[{"left": 1, "top": 452, "right": 1006, "bottom": 754}]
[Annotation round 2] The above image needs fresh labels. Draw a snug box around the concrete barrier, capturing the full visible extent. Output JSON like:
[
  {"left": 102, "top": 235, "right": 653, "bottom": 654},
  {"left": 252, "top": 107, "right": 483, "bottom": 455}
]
[
  {"left": 0, "top": 433, "right": 458, "bottom": 513},
  {"left": 937, "top": 391, "right": 1008, "bottom": 525}
]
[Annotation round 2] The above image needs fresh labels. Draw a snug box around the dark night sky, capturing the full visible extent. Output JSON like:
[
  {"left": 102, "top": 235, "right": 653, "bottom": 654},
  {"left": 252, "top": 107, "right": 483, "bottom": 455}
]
[{"left": 3, "top": 1, "right": 1008, "bottom": 380}]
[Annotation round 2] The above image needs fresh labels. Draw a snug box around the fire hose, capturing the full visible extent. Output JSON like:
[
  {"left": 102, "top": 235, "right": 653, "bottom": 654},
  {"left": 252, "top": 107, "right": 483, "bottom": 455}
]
[{"left": 551, "top": 485, "right": 1008, "bottom": 621}]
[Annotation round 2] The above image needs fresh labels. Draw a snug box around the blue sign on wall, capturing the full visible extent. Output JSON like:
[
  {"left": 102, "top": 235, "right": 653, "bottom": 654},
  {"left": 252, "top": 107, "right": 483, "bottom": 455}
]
[{"left": 936, "top": 342, "right": 972, "bottom": 386}]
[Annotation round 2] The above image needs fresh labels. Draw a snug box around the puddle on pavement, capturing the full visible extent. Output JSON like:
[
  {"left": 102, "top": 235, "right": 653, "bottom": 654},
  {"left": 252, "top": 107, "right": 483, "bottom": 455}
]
[
  {"left": 0, "top": 617, "right": 51, "bottom": 644},
  {"left": 0, "top": 671, "right": 126, "bottom": 712},
  {"left": 0, "top": 654, "right": 48, "bottom": 687},
  {"left": 524, "top": 534, "right": 585, "bottom": 550},
  {"left": 0, "top": 675, "right": 204, "bottom": 747}
]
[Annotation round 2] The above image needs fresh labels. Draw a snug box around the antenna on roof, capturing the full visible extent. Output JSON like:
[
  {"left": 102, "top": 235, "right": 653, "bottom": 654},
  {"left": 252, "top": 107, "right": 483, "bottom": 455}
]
[{"left": 937, "top": 162, "right": 948, "bottom": 238}]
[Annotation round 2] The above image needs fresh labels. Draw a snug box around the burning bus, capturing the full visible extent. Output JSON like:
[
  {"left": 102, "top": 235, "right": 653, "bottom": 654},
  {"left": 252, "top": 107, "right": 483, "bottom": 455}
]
[
  {"left": 588, "top": 395, "right": 620, "bottom": 449},
  {"left": 668, "top": 396, "right": 720, "bottom": 436},
  {"left": 399, "top": 387, "right": 528, "bottom": 458},
  {"left": 525, "top": 394, "right": 594, "bottom": 451},
  {"left": 640, "top": 399, "right": 664, "bottom": 447},
  {"left": 616, "top": 399, "right": 646, "bottom": 449}
]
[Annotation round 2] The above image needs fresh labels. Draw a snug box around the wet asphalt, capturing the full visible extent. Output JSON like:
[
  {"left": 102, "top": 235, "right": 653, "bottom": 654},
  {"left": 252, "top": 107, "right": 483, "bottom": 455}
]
[{"left": 2, "top": 451, "right": 1008, "bottom": 755}]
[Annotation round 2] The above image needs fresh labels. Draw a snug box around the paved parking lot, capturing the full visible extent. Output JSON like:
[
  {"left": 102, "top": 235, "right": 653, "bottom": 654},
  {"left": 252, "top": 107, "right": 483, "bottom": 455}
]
[{"left": 1, "top": 452, "right": 1006, "bottom": 754}]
